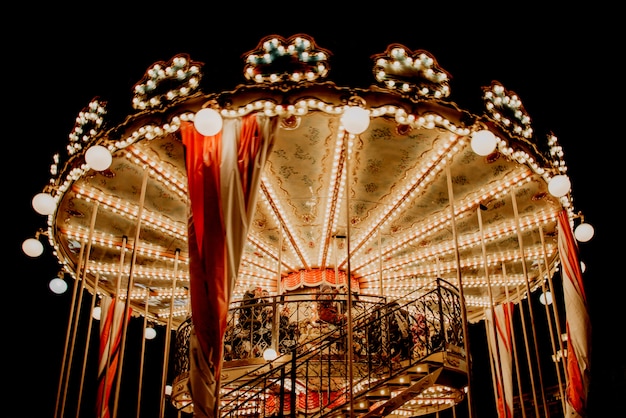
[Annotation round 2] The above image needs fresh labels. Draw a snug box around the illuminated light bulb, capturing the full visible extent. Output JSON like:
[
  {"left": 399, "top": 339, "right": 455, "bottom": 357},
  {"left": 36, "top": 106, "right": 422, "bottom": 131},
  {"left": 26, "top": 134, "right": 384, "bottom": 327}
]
[
  {"left": 32, "top": 192, "right": 56, "bottom": 215},
  {"left": 49, "top": 277, "right": 68, "bottom": 294},
  {"left": 85, "top": 145, "right": 113, "bottom": 171},
  {"left": 539, "top": 291, "right": 553, "bottom": 305},
  {"left": 341, "top": 106, "right": 370, "bottom": 134},
  {"left": 574, "top": 223, "right": 594, "bottom": 242},
  {"left": 194, "top": 108, "right": 223, "bottom": 136},
  {"left": 548, "top": 174, "right": 571, "bottom": 197},
  {"left": 470, "top": 130, "right": 497, "bottom": 156},
  {"left": 263, "top": 348, "right": 278, "bottom": 361},
  {"left": 145, "top": 327, "right": 157, "bottom": 340},
  {"left": 22, "top": 237, "right": 44, "bottom": 257},
  {"left": 93, "top": 306, "right": 102, "bottom": 320}
]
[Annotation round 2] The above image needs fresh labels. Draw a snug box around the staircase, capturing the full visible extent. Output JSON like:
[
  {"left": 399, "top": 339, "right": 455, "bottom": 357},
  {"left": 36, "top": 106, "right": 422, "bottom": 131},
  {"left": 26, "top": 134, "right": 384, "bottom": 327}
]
[{"left": 172, "top": 279, "right": 468, "bottom": 417}]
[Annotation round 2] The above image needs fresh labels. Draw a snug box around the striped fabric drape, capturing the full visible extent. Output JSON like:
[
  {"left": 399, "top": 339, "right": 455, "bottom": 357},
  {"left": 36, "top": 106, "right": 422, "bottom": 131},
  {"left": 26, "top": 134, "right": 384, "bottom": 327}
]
[
  {"left": 95, "top": 295, "right": 130, "bottom": 418},
  {"left": 486, "top": 302, "right": 515, "bottom": 418},
  {"left": 281, "top": 268, "right": 359, "bottom": 291},
  {"left": 265, "top": 389, "right": 346, "bottom": 415},
  {"left": 181, "top": 114, "right": 277, "bottom": 418},
  {"left": 557, "top": 209, "right": 591, "bottom": 417}
]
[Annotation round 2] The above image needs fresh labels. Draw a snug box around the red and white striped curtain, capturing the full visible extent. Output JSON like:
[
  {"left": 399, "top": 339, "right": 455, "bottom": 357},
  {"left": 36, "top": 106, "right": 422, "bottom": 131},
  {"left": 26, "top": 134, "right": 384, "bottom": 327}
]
[
  {"left": 265, "top": 389, "right": 346, "bottom": 415},
  {"left": 281, "top": 268, "right": 359, "bottom": 291},
  {"left": 181, "top": 113, "right": 278, "bottom": 418},
  {"left": 486, "top": 302, "right": 515, "bottom": 418},
  {"left": 95, "top": 295, "right": 131, "bottom": 418},
  {"left": 557, "top": 209, "right": 591, "bottom": 418}
]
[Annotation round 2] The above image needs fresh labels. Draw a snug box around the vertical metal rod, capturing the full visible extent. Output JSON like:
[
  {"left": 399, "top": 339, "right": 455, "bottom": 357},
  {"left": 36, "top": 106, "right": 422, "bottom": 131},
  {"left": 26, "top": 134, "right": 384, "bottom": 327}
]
[
  {"left": 290, "top": 348, "right": 297, "bottom": 418},
  {"left": 112, "top": 170, "right": 149, "bottom": 418},
  {"left": 539, "top": 227, "right": 567, "bottom": 381},
  {"left": 477, "top": 207, "right": 503, "bottom": 411},
  {"left": 75, "top": 272, "right": 100, "bottom": 418},
  {"left": 444, "top": 166, "right": 473, "bottom": 418},
  {"left": 160, "top": 248, "right": 180, "bottom": 418},
  {"left": 503, "top": 266, "right": 527, "bottom": 418},
  {"left": 333, "top": 233, "right": 339, "bottom": 285},
  {"left": 99, "top": 235, "right": 128, "bottom": 418},
  {"left": 279, "top": 366, "right": 286, "bottom": 417},
  {"left": 60, "top": 201, "right": 99, "bottom": 418},
  {"left": 537, "top": 258, "right": 567, "bottom": 415},
  {"left": 54, "top": 241, "right": 85, "bottom": 418},
  {"left": 272, "top": 226, "right": 283, "bottom": 354},
  {"left": 515, "top": 281, "right": 537, "bottom": 418},
  {"left": 538, "top": 228, "right": 567, "bottom": 414},
  {"left": 278, "top": 225, "right": 283, "bottom": 295},
  {"left": 343, "top": 131, "right": 354, "bottom": 417},
  {"left": 510, "top": 190, "right": 549, "bottom": 417},
  {"left": 62, "top": 272, "right": 87, "bottom": 417},
  {"left": 483, "top": 322, "right": 500, "bottom": 416},
  {"left": 135, "top": 279, "right": 153, "bottom": 418},
  {"left": 378, "top": 229, "right": 383, "bottom": 296}
]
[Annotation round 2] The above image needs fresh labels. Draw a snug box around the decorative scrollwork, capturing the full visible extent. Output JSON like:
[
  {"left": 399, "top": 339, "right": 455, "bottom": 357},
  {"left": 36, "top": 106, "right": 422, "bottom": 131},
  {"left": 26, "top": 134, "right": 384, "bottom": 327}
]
[
  {"left": 67, "top": 98, "right": 107, "bottom": 156},
  {"left": 243, "top": 34, "right": 331, "bottom": 85},
  {"left": 482, "top": 81, "right": 533, "bottom": 139},
  {"left": 132, "top": 54, "right": 202, "bottom": 110},
  {"left": 372, "top": 45, "right": 451, "bottom": 99}
]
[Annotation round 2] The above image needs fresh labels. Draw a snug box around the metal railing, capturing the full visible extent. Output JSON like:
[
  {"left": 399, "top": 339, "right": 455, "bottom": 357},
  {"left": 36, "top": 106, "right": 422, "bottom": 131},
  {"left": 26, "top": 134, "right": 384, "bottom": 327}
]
[{"left": 172, "top": 278, "right": 465, "bottom": 417}]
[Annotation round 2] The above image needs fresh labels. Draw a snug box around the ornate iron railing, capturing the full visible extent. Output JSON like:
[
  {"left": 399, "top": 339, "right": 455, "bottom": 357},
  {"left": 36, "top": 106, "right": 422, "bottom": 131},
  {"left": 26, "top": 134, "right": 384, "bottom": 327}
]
[{"left": 172, "top": 278, "right": 465, "bottom": 417}]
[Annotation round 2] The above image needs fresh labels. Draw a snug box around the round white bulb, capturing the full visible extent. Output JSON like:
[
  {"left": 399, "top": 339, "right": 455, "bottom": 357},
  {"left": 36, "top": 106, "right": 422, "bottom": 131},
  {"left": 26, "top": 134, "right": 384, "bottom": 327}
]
[
  {"left": 49, "top": 278, "right": 68, "bottom": 294},
  {"left": 548, "top": 174, "right": 571, "bottom": 197},
  {"left": 32, "top": 192, "right": 56, "bottom": 215},
  {"left": 539, "top": 291, "right": 553, "bottom": 305},
  {"left": 341, "top": 106, "right": 370, "bottom": 134},
  {"left": 194, "top": 108, "right": 223, "bottom": 136},
  {"left": 85, "top": 145, "right": 113, "bottom": 171},
  {"left": 574, "top": 223, "right": 594, "bottom": 242},
  {"left": 470, "top": 130, "right": 497, "bottom": 156},
  {"left": 93, "top": 306, "right": 102, "bottom": 320},
  {"left": 145, "top": 327, "right": 157, "bottom": 340},
  {"left": 580, "top": 261, "right": 586, "bottom": 273},
  {"left": 22, "top": 238, "right": 44, "bottom": 257},
  {"left": 263, "top": 348, "right": 278, "bottom": 361}
]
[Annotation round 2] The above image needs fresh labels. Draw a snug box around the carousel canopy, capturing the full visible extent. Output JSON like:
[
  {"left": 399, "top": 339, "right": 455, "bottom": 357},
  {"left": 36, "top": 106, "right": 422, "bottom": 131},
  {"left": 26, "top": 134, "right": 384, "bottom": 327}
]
[{"left": 27, "top": 34, "right": 583, "bottom": 328}]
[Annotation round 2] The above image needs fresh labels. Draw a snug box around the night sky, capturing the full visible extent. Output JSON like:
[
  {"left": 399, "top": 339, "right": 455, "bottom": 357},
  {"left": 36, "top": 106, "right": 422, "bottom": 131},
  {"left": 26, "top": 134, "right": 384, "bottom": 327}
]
[{"left": 7, "top": 5, "right": 623, "bottom": 418}]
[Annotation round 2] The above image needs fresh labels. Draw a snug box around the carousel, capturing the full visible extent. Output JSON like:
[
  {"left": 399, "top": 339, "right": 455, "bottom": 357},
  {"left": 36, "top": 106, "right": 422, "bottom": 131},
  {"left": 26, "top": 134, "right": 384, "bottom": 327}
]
[{"left": 23, "top": 34, "right": 592, "bottom": 418}]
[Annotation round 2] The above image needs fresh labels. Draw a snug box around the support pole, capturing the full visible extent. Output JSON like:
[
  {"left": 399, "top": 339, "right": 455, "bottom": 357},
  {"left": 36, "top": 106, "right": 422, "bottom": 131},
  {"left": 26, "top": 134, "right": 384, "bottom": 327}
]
[
  {"left": 75, "top": 272, "right": 100, "bottom": 418},
  {"left": 445, "top": 165, "right": 473, "bottom": 418},
  {"left": 503, "top": 266, "right": 527, "bottom": 418},
  {"left": 60, "top": 202, "right": 99, "bottom": 418},
  {"left": 510, "top": 190, "right": 549, "bottom": 417},
  {"left": 54, "top": 241, "right": 85, "bottom": 418},
  {"left": 343, "top": 131, "right": 355, "bottom": 417},
  {"left": 136, "top": 278, "right": 154, "bottom": 418},
  {"left": 477, "top": 207, "right": 503, "bottom": 413},
  {"left": 100, "top": 235, "right": 128, "bottom": 418},
  {"left": 160, "top": 249, "right": 181, "bottom": 418},
  {"left": 538, "top": 228, "right": 567, "bottom": 415},
  {"left": 112, "top": 170, "right": 149, "bottom": 418}
]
